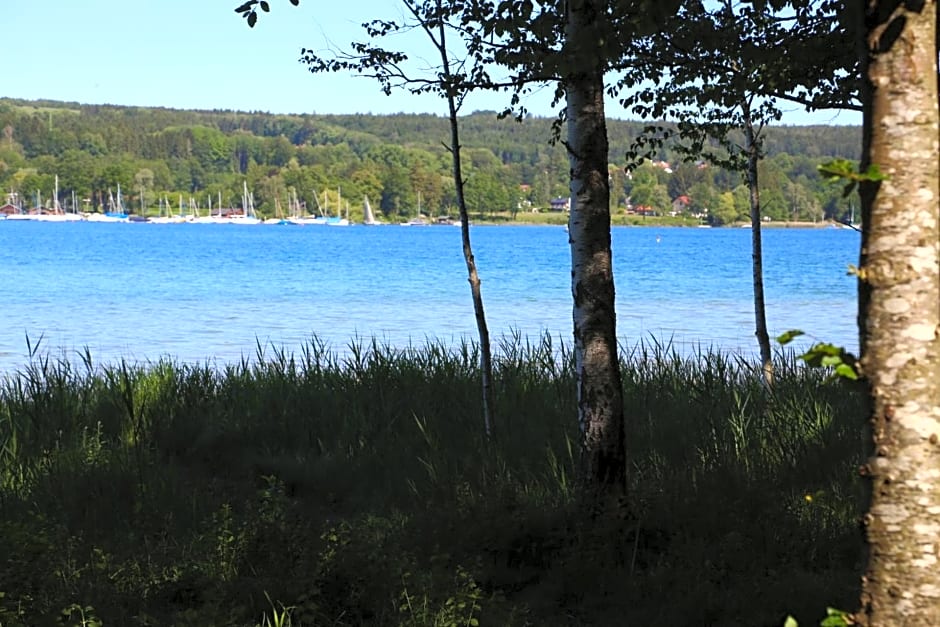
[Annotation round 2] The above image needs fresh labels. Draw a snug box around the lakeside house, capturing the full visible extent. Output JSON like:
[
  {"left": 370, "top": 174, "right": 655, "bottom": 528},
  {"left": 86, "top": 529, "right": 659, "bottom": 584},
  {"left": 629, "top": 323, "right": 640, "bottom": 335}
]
[
  {"left": 549, "top": 197, "right": 570, "bottom": 212},
  {"left": 671, "top": 195, "right": 692, "bottom": 215}
]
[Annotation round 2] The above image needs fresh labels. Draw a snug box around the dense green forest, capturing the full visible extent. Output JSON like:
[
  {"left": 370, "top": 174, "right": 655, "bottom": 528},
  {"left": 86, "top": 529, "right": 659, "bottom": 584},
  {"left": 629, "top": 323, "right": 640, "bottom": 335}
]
[{"left": 0, "top": 97, "right": 860, "bottom": 224}]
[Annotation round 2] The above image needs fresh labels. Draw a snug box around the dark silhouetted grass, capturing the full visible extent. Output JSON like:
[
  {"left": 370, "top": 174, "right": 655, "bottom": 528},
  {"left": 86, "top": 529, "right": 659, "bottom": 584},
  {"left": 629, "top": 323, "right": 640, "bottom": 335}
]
[{"left": 0, "top": 336, "right": 865, "bottom": 626}]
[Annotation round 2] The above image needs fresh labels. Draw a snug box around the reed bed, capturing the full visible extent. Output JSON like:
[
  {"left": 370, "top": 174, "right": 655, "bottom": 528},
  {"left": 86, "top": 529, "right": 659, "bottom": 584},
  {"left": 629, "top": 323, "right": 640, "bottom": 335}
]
[{"left": 0, "top": 336, "right": 865, "bottom": 626}]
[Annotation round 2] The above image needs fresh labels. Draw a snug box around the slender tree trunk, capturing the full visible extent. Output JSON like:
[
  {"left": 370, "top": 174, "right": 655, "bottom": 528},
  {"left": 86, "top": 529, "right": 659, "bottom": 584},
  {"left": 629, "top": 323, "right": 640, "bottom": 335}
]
[
  {"left": 565, "top": 0, "right": 626, "bottom": 493},
  {"left": 854, "top": 0, "right": 877, "bottom": 606},
  {"left": 435, "top": 14, "right": 495, "bottom": 438},
  {"left": 857, "top": 1, "right": 875, "bottom": 360},
  {"left": 857, "top": 2, "right": 940, "bottom": 624},
  {"left": 742, "top": 108, "right": 773, "bottom": 388},
  {"left": 448, "top": 108, "right": 495, "bottom": 439}
]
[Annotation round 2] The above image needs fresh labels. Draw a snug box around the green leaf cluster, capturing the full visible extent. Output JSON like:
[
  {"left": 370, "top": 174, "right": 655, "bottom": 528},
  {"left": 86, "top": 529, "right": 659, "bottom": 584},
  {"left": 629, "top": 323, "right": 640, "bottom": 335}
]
[
  {"left": 776, "top": 330, "right": 859, "bottom": 380},
  {"left": 784, "top": 606, "right": 853, "bottom": 627},
  {"left": 818, "top": 158, "right": 888, "bottom": 198}
]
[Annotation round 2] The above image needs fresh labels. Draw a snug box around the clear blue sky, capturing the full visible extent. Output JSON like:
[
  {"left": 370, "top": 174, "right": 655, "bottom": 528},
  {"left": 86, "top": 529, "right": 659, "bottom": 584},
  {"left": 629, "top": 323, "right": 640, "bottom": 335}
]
[{"left": 6, "top": 0, "right": 860, "bottom": 125}]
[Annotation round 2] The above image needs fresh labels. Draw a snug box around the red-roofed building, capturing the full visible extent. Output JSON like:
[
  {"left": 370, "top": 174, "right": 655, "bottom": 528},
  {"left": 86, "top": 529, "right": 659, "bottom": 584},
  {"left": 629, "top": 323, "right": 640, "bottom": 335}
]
[{"left": 671, "top": 195, "right": 691, "bottom": 215}]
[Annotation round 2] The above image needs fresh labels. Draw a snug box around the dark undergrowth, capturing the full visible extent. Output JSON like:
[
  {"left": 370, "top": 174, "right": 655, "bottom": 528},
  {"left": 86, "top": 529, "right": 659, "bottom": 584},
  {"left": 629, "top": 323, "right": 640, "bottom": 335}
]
[{"left": 0, "top": 335, "right": 865, "bottom": 626}]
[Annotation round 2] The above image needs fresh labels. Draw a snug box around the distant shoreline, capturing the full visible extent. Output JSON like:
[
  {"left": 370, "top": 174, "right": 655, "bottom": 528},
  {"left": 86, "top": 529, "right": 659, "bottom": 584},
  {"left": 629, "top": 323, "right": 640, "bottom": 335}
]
[
  {"left": 469, "top": 214, "right": 846, "bottom": 229},
  {"left": 0, "top": 213, "right": 848, "bottom": 230}
]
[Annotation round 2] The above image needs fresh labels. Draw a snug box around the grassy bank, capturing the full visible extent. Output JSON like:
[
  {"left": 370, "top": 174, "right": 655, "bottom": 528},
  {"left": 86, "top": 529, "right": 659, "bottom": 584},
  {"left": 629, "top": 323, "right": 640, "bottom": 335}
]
[{"left": 0, "top": 337, "right": 865, "bottom": 626}]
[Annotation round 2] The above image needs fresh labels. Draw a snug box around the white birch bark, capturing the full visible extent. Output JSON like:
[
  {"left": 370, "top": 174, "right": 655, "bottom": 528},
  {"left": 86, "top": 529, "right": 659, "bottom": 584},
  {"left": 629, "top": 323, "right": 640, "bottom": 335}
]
[
  {"left": 565, "top": 0, "right": 626, "bottom": 491},
  {"left": 859, "top": 1, "right": 940, "bottom": 623}
]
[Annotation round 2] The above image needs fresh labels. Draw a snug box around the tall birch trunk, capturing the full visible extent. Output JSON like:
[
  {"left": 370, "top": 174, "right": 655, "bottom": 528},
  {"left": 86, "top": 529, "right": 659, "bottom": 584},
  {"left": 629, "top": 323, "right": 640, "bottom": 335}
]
[
  {"left": 565, "top": 0, "right": 626, "bottom": 492},
  {"left": 858, "top": 2, "right": 940, "bottom": 624},
  {"left": 742, "top": 109, "right": 773, "bottom": 388}
]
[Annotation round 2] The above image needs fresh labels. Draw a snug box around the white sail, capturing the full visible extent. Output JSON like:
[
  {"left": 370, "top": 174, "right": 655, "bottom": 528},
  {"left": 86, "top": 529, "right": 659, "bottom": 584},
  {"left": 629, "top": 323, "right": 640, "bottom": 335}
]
[{"left": 363, "top": 195, "right": 382, "bottom": 225}]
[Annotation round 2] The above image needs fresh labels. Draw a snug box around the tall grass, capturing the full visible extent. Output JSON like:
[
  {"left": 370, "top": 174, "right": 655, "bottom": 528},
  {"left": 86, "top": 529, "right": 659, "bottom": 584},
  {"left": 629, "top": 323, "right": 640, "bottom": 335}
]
[{"left": 0, "top": 335, "right": 865, "bottom": 626}]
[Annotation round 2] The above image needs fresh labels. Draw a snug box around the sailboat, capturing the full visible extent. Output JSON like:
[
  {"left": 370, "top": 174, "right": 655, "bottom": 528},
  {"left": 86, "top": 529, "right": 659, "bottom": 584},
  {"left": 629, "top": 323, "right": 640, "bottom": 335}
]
[
  {"left": 263, "top": 193, "right": 293, "bottom": 225},
  {"left": 228, "top": 181, "right": 262, "bottom": 225},
  {"left": 400, "top": 191, "right": 429, "bottom": 226},
  {"left": 840, "top": 204, "right": 860, "bottom": 230},
  {"left": 289, "top": 188, "right": 328, "bottom": 225},
  {"left": 36, "top": 176, "right": 82, "bottom": 221},
  {"left": 191, "top": 192, "right": 223, "bottom": 223},
  {"left": 149, "top": 196, "right": 171, "bottom": 224},
  {"left": 149, "top": 195, "right": 181, "bottom": 224},
  {"left": 362, "top": 195, "right": 383, "bottom": 225},
  {"left": 85, "top": 185, "right": 130, "bottom": 222},
  {"left": 59, "top": 177, "right": 83, "bottom": 221},
  {"left": 326, "top": 187, "right": 350, "bottom": 226},
  {"left": 108, "top": 184, "right": 130, "bottom": 221}
]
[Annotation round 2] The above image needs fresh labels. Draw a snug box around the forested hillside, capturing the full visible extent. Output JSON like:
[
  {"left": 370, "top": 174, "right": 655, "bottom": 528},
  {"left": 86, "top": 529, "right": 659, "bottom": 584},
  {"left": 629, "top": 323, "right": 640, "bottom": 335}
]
[{"left": 0, "top": 97, "right": 861, "bottom": 223}]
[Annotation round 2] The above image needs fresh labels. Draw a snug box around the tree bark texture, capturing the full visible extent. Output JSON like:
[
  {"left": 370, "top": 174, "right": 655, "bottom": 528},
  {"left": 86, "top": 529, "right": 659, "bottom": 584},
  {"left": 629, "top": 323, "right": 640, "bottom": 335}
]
[
  {"left": 859, "top": 2, "right": 940, "bottom": 624},
  {"left": 565, "top": 0, "right": 626, "bottom": 491},
  {"left": 742, "top": 110, "right": 773, "bottom": 388}
]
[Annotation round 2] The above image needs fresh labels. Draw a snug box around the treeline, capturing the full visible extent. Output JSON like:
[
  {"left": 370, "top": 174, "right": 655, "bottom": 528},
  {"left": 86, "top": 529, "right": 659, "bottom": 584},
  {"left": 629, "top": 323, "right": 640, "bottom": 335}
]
[{"left": 0, "top": 98, "right": 861, "bottom": 223}]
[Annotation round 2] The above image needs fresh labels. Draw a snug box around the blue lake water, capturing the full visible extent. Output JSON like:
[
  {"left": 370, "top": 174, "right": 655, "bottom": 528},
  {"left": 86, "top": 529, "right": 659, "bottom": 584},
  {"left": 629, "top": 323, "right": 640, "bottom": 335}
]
[{"left": 0, "top": 221, "right": 860, "bottom": 373}]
